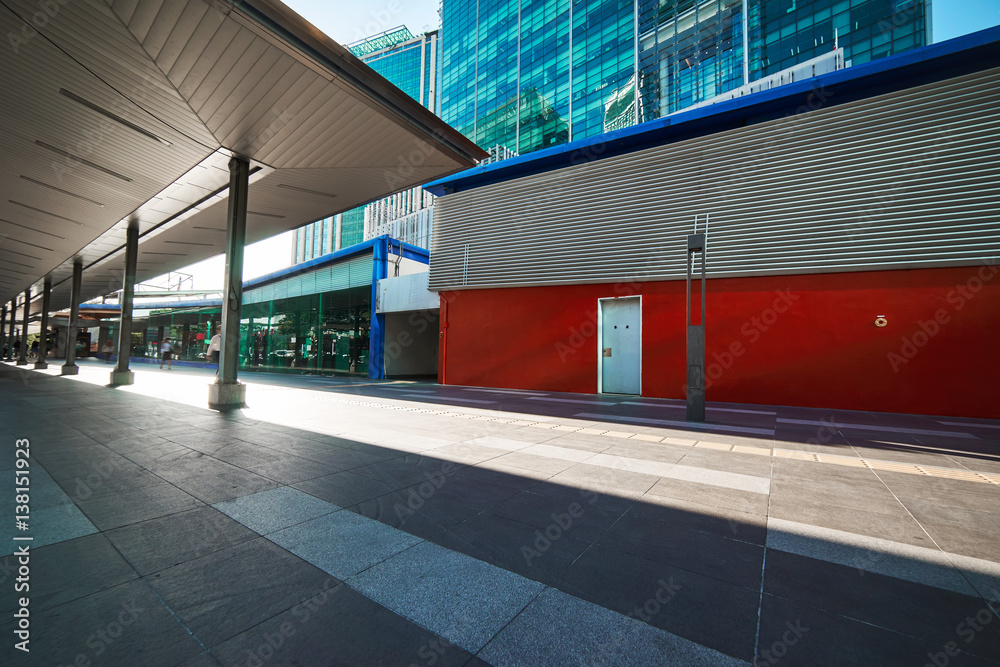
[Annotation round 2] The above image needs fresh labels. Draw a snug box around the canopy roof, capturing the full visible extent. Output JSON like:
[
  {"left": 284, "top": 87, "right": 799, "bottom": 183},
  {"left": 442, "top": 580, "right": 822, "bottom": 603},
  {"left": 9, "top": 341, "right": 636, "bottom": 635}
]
[{"left": 0, "top": 0, "right": 486, "bottom": 314}]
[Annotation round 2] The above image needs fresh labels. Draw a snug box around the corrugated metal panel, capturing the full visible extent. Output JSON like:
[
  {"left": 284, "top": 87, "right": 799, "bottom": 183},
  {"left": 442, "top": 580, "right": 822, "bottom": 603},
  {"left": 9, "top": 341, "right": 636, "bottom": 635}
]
[
  {"left": 429, "top": 68, "right": 1000, "bottom": 291},
  {"left": 244, "top": 256, "right": 374, "bottom": 304}
]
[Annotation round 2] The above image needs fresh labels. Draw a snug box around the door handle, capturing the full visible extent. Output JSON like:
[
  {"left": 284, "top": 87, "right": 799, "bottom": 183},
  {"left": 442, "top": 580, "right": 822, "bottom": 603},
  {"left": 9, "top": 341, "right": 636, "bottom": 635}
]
[{"left": 603, "top": 347, "right": 612, "bottom": 357}]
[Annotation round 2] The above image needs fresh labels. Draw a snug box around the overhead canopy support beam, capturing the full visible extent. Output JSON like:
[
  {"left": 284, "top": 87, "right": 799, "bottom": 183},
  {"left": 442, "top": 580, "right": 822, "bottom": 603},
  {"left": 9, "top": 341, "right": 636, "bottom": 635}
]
[
  {"left": 209, "top": 156, "right": 250, "bottom": 410},
  {"left": 111, "top": 225, "right": 138, "bottom": 386}
]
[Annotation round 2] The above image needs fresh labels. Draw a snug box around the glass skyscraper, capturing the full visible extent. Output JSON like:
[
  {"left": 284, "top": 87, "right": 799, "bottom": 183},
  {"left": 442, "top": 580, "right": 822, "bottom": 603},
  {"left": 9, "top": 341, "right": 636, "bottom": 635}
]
[
  {"left": 294, "top": 0, "right": 929, "bottom": 262},
  {"left": 293, "top": 28, "right": 440, "bottom": 263},
  {"left": 442, "top": 0, "right": 930, "bottom": 155}
]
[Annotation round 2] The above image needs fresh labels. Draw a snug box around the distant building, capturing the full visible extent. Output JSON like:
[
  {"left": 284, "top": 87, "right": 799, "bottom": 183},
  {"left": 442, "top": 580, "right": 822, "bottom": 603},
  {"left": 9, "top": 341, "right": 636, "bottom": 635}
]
[
  {"left": 292, "top": 28, "right": 441, "bottom": 263},
  {"left": 424, "top": 29, "right": 999, "bottom": 419},
  {"left": 441, "top": 0, "right": 930, "bottom": 153}
]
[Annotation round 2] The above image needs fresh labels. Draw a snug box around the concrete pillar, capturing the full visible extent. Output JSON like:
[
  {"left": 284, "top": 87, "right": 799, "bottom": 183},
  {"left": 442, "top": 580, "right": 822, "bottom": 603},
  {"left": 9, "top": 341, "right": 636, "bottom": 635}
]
[
  {"left": 34, "top": 277, "right": 52, "bottom": 369},
  {"left": 209, "top": 156, "right": 249, "bottom": 410},
  {"left": 17, "top": 288, "right": 29, "bottom": 365},
  {"left": 63, "top": 260, "right": 83, "bottom": 375},
  {"left": 0, "top": 303, "right": 6, "bottom": 359},
  {"left": 111, "top": 224, "right": 139, "bottom": 385},
  {"left": 7, "top": 300, "right": 15, "bottom": 360}
]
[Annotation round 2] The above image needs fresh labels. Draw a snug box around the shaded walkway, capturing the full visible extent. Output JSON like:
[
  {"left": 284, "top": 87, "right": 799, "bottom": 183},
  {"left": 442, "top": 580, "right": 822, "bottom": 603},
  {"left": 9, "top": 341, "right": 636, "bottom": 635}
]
[{"left": 1, "top": 361, "right": 999, "bottom": 665}]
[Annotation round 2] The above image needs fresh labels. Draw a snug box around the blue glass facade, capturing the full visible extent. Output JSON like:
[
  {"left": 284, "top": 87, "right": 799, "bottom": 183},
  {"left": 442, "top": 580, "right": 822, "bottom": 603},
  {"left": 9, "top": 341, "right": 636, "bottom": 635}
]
[
  {"left": 443, "top": 0, "right": 928, "bottom": 152},
  {"left": 294, "top": 30, "right": 440, "bottom": 263}
]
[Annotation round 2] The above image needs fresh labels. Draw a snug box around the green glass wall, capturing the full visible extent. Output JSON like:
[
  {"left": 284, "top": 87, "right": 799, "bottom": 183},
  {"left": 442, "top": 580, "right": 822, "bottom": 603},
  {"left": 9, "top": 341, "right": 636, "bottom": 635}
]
[{"left": 141, "top": 289, "right": 371, "bottom": 376}]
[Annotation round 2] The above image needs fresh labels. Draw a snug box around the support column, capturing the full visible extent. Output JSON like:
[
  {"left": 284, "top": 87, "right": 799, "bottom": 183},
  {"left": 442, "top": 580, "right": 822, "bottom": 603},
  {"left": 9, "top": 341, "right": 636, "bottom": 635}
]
[
  {"left": 111, "top": 224, "right": 139, "bottom": 385},
  {"left": 34, "top": 277, "right": 51, "bottom": 369},
  {"left": 209, "top": 156, "right": 249, "bottom": 410},
  {"left": 686, "top": 233, "right": 706, "bottom": 422},
  {"left": 17, "top": 288, "right": 29, "bottom": 365},
  {"left": 63, "top": 260, "right": 83, "bottom": 375},
  {"left": 0, "top": 304, "right": 6, "bottom": 360},
  {"left": 7, "top": 300, "right": 16, "bottom": 360},
  {"left": 368, "top": 236, "right": 388, "bottom": 380}
]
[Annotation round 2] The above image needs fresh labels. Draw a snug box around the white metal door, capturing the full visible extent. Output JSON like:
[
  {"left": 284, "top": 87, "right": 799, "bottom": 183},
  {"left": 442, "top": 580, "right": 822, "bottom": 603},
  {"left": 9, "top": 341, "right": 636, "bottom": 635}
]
[{"left": 600, "top": 297, "right": 641, "bottom": 395}]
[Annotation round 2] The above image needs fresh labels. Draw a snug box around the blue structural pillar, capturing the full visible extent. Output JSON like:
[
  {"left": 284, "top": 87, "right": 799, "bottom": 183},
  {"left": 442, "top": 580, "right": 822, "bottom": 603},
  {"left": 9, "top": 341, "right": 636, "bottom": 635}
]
[
  {"left": 368, "top": 236, "right": 388, "bottom": 379},
  {"left": 62, "top": 260, "right": 83, "bottom": 375},
  {"left": 17, "top": 288, "right": 29, "bottom": 366},
  {"left": 209, "top": 156, "right": 249, "bottom": 410},
  {"left": 34, "top": 277, "right": 51, "bottom": 369}
]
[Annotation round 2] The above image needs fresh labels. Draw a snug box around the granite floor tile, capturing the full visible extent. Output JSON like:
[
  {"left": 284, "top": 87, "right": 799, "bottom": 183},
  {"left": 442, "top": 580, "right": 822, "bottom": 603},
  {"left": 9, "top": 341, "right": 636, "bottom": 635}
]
[
  {"left": 105, "top": 506, "right": 259, "bottom": 576},
  {"left": 269, "top": 509, "right": 423, "bottom": 579},
  {"left": 556, "top": 543, "right": 760, "bottom": 661},
  {"left": 75, "top": 482, "right": 202, "bottom": 531},
  {"left": 144, "top": 537, "right": 338, "bottom": 647},
  {"left": 349, "top": 541, "right": 545, "bottom": 653},
  {"left": 209, "top": 583, "right": 476, "bottom": 667}
]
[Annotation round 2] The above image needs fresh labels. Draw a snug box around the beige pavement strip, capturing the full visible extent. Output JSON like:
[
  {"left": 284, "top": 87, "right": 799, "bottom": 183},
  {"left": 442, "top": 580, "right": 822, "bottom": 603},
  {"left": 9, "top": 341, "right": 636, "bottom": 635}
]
[{"left": 308, "top": 394, "right": 998, "bottom": 488}]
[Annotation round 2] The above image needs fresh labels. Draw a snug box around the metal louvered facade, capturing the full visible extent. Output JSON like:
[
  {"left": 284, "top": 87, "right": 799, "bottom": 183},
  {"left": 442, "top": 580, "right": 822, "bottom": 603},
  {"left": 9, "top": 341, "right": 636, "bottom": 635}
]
[{"left": 429, "top": 67, "right": 1000, "bottom": 292}]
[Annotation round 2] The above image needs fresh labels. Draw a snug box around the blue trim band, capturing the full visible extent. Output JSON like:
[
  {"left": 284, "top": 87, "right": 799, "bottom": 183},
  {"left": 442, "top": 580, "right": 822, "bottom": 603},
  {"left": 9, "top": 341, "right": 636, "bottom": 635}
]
[{"left": 425, "top": 26, "right": 1000, "bottom": 196}]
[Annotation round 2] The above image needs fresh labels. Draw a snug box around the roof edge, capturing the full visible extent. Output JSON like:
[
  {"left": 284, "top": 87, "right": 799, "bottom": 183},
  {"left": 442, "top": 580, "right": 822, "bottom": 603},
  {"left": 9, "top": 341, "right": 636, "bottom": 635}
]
[
  {"left": 425, "top": 25, "right": 1000, "bottom": 196},
  {"left": 233, "top": 0, "right": 487, "bottom": 166}
]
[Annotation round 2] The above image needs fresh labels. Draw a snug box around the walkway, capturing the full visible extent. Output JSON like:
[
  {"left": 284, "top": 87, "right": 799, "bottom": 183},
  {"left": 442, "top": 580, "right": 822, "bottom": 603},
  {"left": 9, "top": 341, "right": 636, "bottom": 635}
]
[{"left": 1, "top": 359, "right": 999, "bottom": 665}]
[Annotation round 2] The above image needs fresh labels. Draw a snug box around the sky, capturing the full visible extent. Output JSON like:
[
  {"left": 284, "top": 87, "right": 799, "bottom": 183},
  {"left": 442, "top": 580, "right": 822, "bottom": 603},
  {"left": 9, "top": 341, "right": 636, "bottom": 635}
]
[{"left": 152, "top": 0, "right": 1000, "bottom": 292}]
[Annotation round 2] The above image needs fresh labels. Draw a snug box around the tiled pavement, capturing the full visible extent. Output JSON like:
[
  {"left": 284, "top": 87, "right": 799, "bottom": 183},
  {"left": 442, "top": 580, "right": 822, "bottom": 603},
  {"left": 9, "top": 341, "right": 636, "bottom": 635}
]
[{"left": 1, "top": 360, "right": 999, "bottom": 666}]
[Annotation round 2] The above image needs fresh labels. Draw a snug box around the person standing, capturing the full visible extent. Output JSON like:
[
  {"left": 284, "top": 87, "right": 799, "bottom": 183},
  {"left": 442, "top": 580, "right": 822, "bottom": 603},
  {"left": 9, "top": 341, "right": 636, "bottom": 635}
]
[
  {"left": 207, "top": 329, "right": 222, "bottom": 372},
  {"left": 101, "top": 339, "right": 114, "bottom": 363},
  {"left": 159, "top": 337, "right": 174, "bottom": 370}
]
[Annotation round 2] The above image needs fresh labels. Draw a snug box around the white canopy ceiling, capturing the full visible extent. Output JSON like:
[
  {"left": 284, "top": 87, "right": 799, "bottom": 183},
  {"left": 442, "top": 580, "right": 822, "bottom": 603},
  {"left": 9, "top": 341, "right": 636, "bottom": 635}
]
[{"left": 0, "top": 0, "right": 485, "bottom": 316}]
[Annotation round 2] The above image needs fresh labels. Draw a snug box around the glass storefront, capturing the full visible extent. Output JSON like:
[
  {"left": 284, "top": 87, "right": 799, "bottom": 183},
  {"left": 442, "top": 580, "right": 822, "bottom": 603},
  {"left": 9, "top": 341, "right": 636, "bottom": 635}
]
[{"left": 130, "top": 286, "right": 372, "bottom": 376}]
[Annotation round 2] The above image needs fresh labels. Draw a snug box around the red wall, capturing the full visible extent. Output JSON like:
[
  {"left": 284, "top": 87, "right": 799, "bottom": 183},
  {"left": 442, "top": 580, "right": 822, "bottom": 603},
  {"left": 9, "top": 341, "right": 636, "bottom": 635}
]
[{"left": 438, "top": 265, "right": 1000, "bottom": 419}]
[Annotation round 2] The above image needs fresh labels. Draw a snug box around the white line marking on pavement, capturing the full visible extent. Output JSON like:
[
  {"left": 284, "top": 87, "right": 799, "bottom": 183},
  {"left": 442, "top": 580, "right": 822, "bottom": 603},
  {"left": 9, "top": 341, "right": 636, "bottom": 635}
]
[
  {"left": 777, "top": 418, "right": 977, "bottom": 439},
  {"left": 938, "top": 421, "right": 1000, "bottom": 431},
  {"left": 529, "top": 397, "right": 621, "bottom": 405},
  {"left": 619, "top": 401, "right": 776, "bottom": 416},
  {"left": 397, "top": 393, "right": 498, "bottom": 404},
  {"left": 575, "top": 413, "right": 775, "bottom": 436}
]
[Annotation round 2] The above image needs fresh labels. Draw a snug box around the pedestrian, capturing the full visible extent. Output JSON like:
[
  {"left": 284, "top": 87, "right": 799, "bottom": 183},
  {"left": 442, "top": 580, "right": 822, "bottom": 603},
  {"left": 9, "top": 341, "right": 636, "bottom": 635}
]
[
  {"left": 207, "top": 329, "right": 222, "bottom": 369},
  {"left": 101, "top": 339, "right": 114, "bottom": 363},
  {"left": 30, "top": 339, "right": 38, "bottom": 360},
  {"left": 159, "top": 337, "right": 174, "bottom": 370}
]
